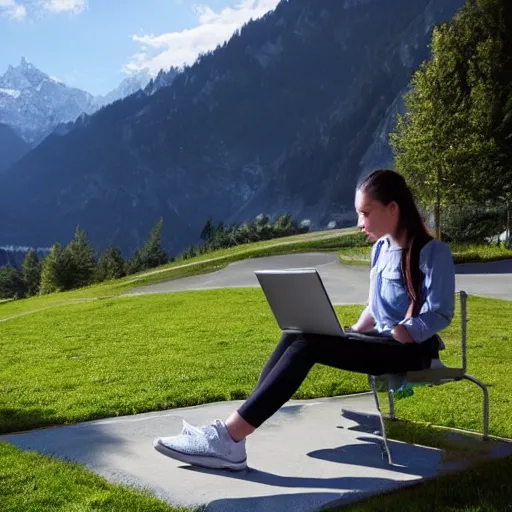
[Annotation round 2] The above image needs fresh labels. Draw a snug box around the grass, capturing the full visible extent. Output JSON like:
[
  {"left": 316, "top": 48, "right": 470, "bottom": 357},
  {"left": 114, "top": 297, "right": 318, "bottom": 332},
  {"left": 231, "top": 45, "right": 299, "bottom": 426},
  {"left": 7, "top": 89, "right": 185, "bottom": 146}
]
[
  {"left": 1, "top": 229, "right": 512, "bottom": 511},
  {"left": 338, "top": 242, "right": 512, "bottom": 266},
  {"left": 0, "top": 442, "right": 182, "bottom": 512},
  {"left": 0, "top": 291, "right": 511, "bottom": 511},
  {"left": 1, "top": 290, "right": 511, "bottom": 439},
  {"left": 340, "top": 454, "right": 512, "bottom": 512},
  {"left": 0, "top": 289, "right": 367, "bottom": 433}
]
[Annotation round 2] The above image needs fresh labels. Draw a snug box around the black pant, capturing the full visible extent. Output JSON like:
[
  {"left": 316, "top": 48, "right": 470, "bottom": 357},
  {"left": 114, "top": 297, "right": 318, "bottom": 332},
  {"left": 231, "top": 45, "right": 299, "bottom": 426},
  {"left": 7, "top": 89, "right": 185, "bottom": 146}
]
[{"left": 237, "top": 331, "right": 433, "bottom": 428}]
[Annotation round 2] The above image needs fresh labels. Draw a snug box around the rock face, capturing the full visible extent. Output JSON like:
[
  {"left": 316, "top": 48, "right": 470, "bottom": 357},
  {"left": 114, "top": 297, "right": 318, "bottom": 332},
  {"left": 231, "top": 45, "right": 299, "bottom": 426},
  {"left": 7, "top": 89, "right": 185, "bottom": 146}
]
[
  {"left": 0, "top": 57, "right": 97, "bottom": 144},
  {"left": 94, "top": 70, "right": 153, "bottom": 109},
  {"left": 0, "top": 123, "right": 29, "bottom": 173},
  {"left": 0, "top": 0, "right": 464, "bottom": 257}
]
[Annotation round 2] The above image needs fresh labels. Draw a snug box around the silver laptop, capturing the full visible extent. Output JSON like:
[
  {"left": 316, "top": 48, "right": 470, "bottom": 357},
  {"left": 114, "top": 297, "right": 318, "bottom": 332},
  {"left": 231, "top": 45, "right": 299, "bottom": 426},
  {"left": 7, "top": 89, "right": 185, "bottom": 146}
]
[{"left": 254, "top": 268, "right": 391, "bottom": 341}]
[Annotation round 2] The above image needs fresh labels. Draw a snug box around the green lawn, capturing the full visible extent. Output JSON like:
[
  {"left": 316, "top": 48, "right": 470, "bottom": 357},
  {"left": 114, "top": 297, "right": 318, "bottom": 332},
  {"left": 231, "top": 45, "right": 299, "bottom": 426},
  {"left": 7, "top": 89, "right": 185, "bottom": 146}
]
[
  {"left": 341, "top": 454, "right": 512, "bottom": 512},
  {"left": 0, "top": 289, "right": 367, "bottom": 433},
  {"left": 0, "top": 442, "right": 181, "bottom": 512},
  {"left": 1, "top": 238, "right": 512, "bottom": 511},
  {"left": 1, "top": 290, "right": 511, "bottom": 438}
]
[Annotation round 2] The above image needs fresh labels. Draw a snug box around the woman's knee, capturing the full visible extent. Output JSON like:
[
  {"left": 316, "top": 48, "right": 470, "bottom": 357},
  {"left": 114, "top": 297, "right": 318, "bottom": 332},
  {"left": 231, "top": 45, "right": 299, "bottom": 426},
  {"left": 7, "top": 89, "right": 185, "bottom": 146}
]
[
  {"left": 287, "top": 333, "right": 318, "bottom": 358},
  {"left": 275, "top": 332, "right": 319, "bottom": 363},
  {"left": 279, "top": 331, "right": 301, "bottom": 344}
]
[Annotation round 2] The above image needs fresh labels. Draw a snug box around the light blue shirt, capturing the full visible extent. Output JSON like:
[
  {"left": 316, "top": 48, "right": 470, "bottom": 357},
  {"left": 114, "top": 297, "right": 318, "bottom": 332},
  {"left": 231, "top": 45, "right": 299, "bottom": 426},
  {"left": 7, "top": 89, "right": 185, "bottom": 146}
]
[{"left": 368, "top": 236, "right": 455, "bottom": 342}]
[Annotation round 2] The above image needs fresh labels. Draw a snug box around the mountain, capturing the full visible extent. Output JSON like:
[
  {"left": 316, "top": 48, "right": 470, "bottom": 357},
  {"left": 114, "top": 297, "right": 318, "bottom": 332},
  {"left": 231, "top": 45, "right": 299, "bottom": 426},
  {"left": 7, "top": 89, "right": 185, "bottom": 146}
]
[
  {"left": 0, "top": 123, "right": 29, "bottom": 172},
  {"left": 0, "top": 0, "right": 465, "bottom": 257},
  {"left": 94, "top": 69, "right": 153, "bottom": 108},
  {"left": 144, "top": 67, "right": 180, "bottom": 95},
  {"left": 0, "top": 57, "right": 96, "bottom": 143}
]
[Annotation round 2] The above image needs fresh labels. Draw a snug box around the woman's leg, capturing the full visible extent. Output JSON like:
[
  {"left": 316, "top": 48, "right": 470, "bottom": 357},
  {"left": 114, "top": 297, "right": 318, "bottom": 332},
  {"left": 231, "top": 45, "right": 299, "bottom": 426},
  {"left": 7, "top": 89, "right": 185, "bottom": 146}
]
[
  {"left": 153, "top": 333, "right": 430, "bottom": 470},
  {"left": 255, "top": 331, "right": 302, "bottom": 389},
  {"left": 234, "top": 333, "right": 430, "bottom": 433},
  {"left": 224, "top": 331, "right": 301, "bottom": 441}
]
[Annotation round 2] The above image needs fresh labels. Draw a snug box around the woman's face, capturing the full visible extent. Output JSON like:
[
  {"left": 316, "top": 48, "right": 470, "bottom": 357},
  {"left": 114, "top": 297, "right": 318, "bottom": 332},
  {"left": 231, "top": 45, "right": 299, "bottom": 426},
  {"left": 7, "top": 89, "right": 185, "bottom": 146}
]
[{"left": 354, "top": 189, "right": 399, "bottom": 242}]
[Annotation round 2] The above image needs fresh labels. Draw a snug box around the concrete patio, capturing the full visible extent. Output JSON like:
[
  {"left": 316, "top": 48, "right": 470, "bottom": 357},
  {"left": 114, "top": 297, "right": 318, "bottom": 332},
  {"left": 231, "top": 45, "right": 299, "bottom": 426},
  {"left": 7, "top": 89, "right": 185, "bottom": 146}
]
[{"left": 4, "top": 393, "right": 503, "bottom": 512}]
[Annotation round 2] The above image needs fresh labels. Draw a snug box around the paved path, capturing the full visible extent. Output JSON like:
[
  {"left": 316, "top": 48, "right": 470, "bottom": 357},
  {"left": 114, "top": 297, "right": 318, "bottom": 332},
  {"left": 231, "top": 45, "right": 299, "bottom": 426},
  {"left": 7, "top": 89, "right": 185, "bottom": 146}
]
[
  {"left": 0, "top": 394, "right": 478, "bottom": 512},
  {"left": 127, "top": 253, "right": 512, "bottom": 303}
]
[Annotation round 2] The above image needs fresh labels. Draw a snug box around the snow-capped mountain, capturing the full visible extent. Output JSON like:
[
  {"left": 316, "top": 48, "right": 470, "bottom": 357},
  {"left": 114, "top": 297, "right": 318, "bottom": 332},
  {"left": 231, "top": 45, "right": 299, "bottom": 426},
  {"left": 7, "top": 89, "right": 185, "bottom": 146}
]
[
  {"left": 0, "top": 57, "right": 96, "bottom": 143},
  {"left": 94, "top": 69, "right": 152, "bottom": 108}
]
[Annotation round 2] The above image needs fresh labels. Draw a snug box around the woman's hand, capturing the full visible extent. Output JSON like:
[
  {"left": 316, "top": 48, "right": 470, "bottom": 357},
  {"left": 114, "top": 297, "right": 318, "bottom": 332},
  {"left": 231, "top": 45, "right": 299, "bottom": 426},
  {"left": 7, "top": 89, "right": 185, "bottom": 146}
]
[
  {"left": 391, "top": 325, "right": 414, "bottom": 343},
  {"left": 351, "top": 307, "right": 376, "bottom": 333}
]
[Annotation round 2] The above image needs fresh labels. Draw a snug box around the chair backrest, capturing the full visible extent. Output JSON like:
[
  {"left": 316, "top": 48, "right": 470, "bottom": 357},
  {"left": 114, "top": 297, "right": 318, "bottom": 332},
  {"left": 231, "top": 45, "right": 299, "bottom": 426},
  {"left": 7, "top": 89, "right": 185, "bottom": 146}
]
[{"left": 460, "top": 290, "right": 468, "bottom": 373}]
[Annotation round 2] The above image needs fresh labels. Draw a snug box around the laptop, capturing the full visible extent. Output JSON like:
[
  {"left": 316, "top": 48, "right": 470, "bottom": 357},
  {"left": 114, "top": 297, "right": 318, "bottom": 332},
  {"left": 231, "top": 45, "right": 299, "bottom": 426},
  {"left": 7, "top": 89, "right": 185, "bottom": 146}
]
[{"left": 254, "top": 268, "right": 391, "bottom": 342}]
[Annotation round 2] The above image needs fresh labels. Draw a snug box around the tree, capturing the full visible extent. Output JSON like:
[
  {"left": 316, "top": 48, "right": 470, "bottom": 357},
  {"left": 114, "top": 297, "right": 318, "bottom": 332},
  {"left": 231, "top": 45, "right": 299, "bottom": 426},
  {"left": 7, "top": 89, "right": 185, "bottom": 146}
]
[
  {"left": 273, "top": 213, "right": 299, "bottom": 237},
  {"left": 22, "top": 249, "right": 41, "bottom": 296},
  {"left": 127, "top": 219, "right": 168, "bottom": 273},
  {"left": 40, "top": 243, "right": 65, "bottom": 294},
  {"left": 391, "top": 0, "right": 512, "bottom": 239},
  {"left": 125, "top": 248, "right": 143, "bottom": 275},
  {"left": 200, "top": 217, "right": 216, "bottom": 245},
  {"left": 62, "top": 226, "right": 97, "bottom": 289},
  {"left": 0, "top": 267, "right": 26, "bottom": 299},
  {"left": 95, "top": 247, "right": 125, "bottom": 282}
]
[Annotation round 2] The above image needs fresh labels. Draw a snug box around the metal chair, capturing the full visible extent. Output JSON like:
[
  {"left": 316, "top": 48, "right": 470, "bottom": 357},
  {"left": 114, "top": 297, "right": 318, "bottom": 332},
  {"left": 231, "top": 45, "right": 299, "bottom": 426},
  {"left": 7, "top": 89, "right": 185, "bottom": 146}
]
[{"left": 370, "top": 291, "right": 490, "bottom": 465}]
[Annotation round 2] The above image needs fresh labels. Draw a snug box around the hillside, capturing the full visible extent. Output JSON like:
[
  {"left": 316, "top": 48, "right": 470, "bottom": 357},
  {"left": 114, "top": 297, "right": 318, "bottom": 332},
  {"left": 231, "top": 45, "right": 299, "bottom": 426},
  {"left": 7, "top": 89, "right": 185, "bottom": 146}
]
[{"left": 0, "top": 0, "right": 464, "bottom": 257}]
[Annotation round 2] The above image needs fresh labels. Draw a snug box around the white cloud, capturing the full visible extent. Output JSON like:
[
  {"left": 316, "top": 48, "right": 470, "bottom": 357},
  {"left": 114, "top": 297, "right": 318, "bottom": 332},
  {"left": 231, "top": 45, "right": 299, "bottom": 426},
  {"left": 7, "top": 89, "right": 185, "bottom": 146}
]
[
  {"left": 41, "top": 0, "right": 87, "bottom": 14},
  {"left": 0, "top": 0, "right": 27, "bottom": 20},
  {"left": 124, "top": 0, "right": 280, "bottom": 75}
]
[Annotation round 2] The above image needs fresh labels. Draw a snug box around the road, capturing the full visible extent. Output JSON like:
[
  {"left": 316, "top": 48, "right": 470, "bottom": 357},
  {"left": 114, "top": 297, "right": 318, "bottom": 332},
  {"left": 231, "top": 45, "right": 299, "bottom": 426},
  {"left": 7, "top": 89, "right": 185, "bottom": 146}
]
[{"left": 126, "top": 253, "right": 512, "bottom": 304}]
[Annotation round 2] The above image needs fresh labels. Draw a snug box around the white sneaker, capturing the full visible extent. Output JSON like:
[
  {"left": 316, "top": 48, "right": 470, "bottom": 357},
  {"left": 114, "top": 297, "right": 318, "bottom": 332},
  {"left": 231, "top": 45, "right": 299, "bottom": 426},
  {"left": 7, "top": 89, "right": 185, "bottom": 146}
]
[
  {"left": 180, "top": 419, "right": 206, "bottom": 436},
  {"left": 153, "top": 419, "right": 247, "bottom": 471}
]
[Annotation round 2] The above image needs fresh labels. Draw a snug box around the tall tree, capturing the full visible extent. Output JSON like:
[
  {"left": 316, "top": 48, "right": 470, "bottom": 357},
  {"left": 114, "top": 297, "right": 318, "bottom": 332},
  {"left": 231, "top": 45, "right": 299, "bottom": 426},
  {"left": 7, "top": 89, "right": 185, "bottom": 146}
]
[
  {"left": 128, "top": 219, "right": 168, "bottom": 273},
  {"left": 40, "top": 243, "right": 65, "bottom": 294},
  {"left": 22, "top": 249, "right": 41, "bottom": 296},
  {"left": 200, "top": 217, "right": 216, "bottom": 245},
  {"left": 63, "top": 226, "right": 97, "bottom": 289},
  {"left": 391, "top": 0, "right": 512, "bottom": 239},
  {"left": 96, "top": 247, "right": 125, "bottom": 282}
]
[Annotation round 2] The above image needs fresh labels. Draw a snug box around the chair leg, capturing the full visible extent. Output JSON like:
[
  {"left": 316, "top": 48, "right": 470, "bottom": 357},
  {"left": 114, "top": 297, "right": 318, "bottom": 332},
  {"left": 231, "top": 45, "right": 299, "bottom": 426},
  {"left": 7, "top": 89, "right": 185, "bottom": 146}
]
[
  {"left": 370, "top": 376, "right": 393, "bottom": 465},
  {"left": 463, "top": 374, "right": 490, "bottom": 440},
  {"left": 388, "top": 388, "right": 396, "bottom": 420}
]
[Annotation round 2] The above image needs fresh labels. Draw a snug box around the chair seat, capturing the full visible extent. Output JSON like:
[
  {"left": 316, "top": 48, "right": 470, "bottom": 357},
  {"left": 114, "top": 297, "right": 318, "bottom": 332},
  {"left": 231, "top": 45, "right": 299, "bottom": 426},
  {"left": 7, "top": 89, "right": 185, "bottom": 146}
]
[{"left": 407, "top": 363, "right": 465, "bottom": 384}]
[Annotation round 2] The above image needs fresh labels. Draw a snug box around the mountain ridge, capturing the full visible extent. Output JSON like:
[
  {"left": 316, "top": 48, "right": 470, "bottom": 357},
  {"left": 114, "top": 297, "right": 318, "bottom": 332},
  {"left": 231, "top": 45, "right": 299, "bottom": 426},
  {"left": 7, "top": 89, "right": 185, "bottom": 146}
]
[{"left": 0, "top": 0, "right": 465, "bottom": 257}]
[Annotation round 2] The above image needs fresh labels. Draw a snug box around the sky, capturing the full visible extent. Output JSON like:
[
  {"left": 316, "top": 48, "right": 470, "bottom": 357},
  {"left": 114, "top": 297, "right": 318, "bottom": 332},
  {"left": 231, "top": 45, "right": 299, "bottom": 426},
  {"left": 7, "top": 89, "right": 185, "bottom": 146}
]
[{"left": 0, "top": 0, "right": 280, "bottom": 96}]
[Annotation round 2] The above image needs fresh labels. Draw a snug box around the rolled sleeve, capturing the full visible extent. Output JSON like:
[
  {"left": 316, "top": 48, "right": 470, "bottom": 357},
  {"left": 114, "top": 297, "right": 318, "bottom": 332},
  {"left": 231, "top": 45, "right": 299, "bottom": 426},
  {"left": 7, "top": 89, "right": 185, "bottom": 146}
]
[{"left": 399, "top": 241, "right": 455, "bottom": 342}]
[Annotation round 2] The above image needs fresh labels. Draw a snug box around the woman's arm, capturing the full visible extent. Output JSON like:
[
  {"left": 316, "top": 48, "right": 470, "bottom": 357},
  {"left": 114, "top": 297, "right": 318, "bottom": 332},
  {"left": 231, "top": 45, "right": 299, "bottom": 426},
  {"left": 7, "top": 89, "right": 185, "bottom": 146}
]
[
  {"left": 351, "top": 305, "right": 376, "bottom": 333},
  {"left": 352, "top": 239, "right": 382, "bottom": 333},
  {"left": 398, "top": 241, "right": 455, "bottom": 342}
]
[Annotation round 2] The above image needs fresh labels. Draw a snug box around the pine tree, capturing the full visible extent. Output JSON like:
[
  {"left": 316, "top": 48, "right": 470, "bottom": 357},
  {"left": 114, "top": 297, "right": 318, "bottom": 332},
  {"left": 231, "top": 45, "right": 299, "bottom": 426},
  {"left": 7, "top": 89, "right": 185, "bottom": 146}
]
[
  {"left": 137, "top": 218, "right": 168, "bottom": 271},
  {"left": 125, "top": 248, "right": 143, "bottom": 275},
  {"left": 0, "top": 267, "right": 26, "bottom": 299},
  {"left": 40, "top": 243, "right": 65, "bottom": 294},
  {"left": 22, "top": 249, "right": 41, "bottom": 296},
  {"left": 96, "top": 247, "right": 125, "bottom": 282},
  {"left": 63, "top": 226, "right": 97, "bottom": 289},
  {"left": 200, "top": 217, "right": 215, "bottom": 245}
]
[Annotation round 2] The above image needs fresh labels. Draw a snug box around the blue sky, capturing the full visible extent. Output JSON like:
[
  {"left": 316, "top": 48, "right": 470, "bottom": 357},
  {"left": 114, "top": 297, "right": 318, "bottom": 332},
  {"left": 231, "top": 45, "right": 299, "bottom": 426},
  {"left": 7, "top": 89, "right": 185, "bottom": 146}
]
[{"left": 0, "top": 0, "right": 279, "bottom": 96}]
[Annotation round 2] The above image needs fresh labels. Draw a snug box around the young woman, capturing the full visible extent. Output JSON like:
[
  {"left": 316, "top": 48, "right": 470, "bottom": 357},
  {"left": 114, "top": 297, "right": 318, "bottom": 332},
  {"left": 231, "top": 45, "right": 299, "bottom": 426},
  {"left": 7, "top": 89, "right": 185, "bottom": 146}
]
[{"left": 153, "top": 169, "right": 455, "bottom": 471}]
